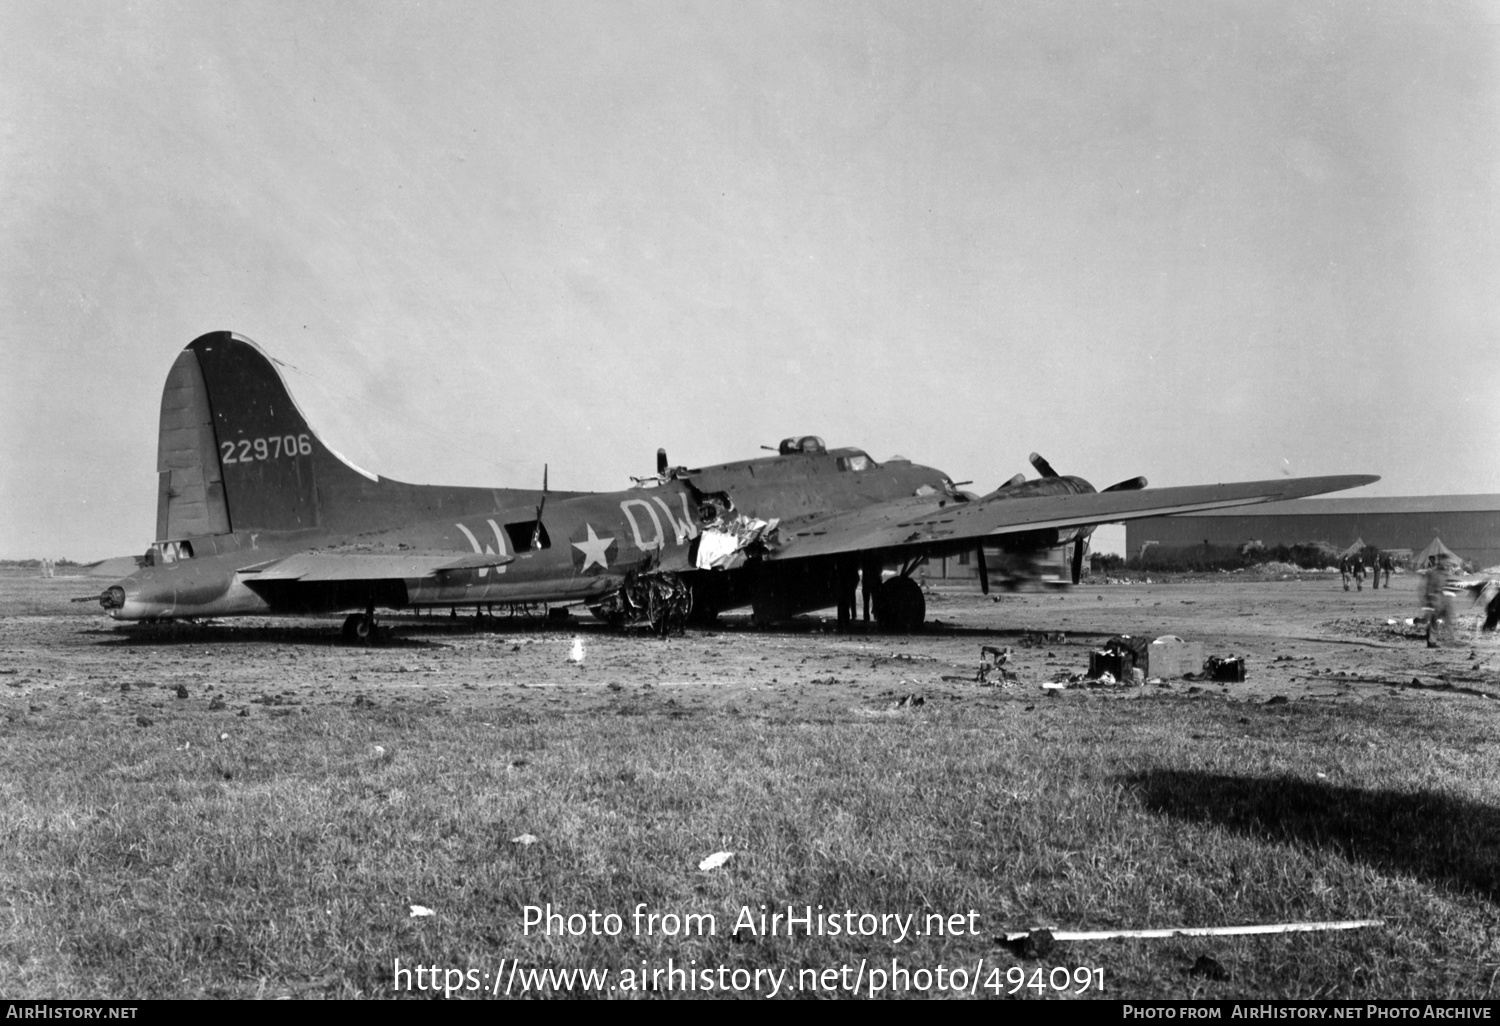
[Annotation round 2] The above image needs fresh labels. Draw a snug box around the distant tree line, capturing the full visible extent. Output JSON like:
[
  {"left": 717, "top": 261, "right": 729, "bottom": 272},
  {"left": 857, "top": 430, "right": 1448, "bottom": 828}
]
[
  {"left": 1096, "top": 541, "right": 1470, "bottom": 575},
  {"left": 1094, "top": 541, "right": 1349, "bottom": 574}
]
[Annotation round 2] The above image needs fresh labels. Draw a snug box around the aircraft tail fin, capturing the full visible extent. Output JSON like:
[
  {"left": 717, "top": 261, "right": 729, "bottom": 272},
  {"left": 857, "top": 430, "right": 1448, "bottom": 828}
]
[{"left": 155, "top": 332, "right": 378, "bottom": 539}]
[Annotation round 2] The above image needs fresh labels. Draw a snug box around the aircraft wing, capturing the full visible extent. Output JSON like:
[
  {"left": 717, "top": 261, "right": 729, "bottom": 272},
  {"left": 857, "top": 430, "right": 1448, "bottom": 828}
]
[
  {"left": 238, "top": 550, "right": 514, "bottom": 582},
  {"left": 767, "top": 474, "right": 1380, "bottom": 562}
]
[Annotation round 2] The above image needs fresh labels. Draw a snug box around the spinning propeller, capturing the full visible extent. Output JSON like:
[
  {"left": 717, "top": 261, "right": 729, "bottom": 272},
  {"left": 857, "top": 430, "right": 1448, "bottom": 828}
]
[{"left": 1026, "top": 453, "right": 1148, "bottom": 584}]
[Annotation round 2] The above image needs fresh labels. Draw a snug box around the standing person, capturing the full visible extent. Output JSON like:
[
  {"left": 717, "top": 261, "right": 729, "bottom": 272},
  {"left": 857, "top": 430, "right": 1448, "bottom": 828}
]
[
  {"left": 834, "top": 560, "right": 858, "bottom": 631},
  {"left": 1377, "top": 552, "right": 1394, "bottom": 589},
  {"left": 861, "top": 558, "right": 883, "bottom": 626},
  {"left": 1351, "top": 552, "right": 1365, "bottom": 591},
  {"left": 1339, "top": 554, "right": 1351, "bottom": 591},
  {"left": 1422, "top": 566, "right": 1454, "bottom": 648}
]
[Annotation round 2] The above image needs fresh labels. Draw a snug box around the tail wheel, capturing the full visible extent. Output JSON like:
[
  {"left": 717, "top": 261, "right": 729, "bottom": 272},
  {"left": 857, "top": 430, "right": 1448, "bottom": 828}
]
[{"left": 874, "top": 576, "right": 925, "bottom": 632}]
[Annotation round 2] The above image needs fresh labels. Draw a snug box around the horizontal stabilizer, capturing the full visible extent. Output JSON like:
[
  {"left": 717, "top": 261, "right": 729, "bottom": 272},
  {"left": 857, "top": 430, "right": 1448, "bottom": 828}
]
[{"left": 240, "top": 550, "right": 514, "bottom": 582}]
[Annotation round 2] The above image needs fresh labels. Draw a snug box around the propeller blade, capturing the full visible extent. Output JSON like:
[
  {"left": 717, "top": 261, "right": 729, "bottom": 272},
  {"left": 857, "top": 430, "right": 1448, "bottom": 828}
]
[
  {"left": 1103, "top": 476, "right": 1148, "bottom": 492},
  {"left": 657, "top": 448, "right": 668, "bottom": 476},
  {"left": 1071, "top": 536, "right": 1086, "bottom": 585},
  {"left": 977, "top": 545, "right": 990, "bottom": 595},
  {"left": 1029, "top": 452, "right": 1060, "bottom": 478}
]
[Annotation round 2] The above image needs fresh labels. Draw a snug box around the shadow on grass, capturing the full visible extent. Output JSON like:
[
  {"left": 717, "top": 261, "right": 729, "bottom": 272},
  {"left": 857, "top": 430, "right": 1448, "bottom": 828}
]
[{"left": 1124, "top": 769, "right": 1500, "bottom": 902}]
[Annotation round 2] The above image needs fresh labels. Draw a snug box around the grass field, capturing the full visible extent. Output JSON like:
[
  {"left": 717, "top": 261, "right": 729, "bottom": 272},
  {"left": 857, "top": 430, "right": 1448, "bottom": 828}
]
[{"left": 2, "top": 571, "right": 1498, "bottom": 999}]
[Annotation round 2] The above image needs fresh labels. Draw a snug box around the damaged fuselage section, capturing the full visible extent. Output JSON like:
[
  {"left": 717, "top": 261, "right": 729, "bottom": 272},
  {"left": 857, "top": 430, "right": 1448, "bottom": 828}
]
[{"left": 643, "top": 436, "right": 963, "bottom": 628}]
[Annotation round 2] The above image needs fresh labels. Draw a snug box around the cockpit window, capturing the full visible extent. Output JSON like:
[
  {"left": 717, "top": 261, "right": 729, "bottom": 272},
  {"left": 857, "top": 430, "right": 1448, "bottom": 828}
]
[{"left": 837, "top": 454, "right": 872, "bottom": 472}]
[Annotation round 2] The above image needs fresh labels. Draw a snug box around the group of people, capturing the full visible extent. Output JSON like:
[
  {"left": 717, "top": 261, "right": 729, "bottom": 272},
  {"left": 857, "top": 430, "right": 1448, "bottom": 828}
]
[
  {"left": 1338, "top": 551, "right": 1395, "bottom": 591},
  {"left": 1334, "top": 548, "right": 1500, "bottom": 647}
]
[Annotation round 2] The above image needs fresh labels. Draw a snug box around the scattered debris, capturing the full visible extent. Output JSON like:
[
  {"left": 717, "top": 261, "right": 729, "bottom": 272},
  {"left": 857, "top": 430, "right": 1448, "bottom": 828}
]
[
  {"left": 175, "top": 684, "right": 189, "bottom": 699},
  {"left": 208, "top": 695, "right": 226, "bottom": 710},
  {"left": 980, "top": 644, "right": 1011, "bottom": 665},
  {"left": 511, "top": 833, "right": 539, "bottom": 846},
  {"left": 1146, "top": 636, "right": 1205, "bottom": 679},
  {"left": 1266, "top": 695, "right": 1289, "bottom": 705},
  {"left": 1089, "top": 635, "right": 1150, "bottom": 681},
  {"left": 409, "top": 905, "right": 435, "bottom": 918},
  {"left": 1204, "top": 655, "right": 1247, "bottom": 682},
  {"left": 894, "top": 693, "right": 925, "bottom": 708},
  {"left": 975, "top": 645, "right": 1015, "bottom": 685},
  {"left": 569, "top": 637, "right": 584, "bottom": 663},
  {"left": 698, "top": 851, "right": 733, "bottom": 871},
  {"left": 135, "top": 715, "right": 152, "bottom": 728}
]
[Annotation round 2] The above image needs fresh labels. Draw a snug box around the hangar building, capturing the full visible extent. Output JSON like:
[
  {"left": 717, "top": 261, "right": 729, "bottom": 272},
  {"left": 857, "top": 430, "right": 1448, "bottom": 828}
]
[{"left": 1125, "top": 495, "right": 1500, "bottom": 569}]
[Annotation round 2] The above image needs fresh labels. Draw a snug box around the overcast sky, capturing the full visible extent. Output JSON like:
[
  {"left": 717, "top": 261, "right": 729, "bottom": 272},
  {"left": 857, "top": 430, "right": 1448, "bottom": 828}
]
[{"left": 3, "top": 1, "right": 1496, "bottom": 560}]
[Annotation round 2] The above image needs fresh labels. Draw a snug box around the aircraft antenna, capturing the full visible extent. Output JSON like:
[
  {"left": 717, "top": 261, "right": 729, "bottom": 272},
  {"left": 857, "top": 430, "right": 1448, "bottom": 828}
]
[{"left": 531, "top": 464, "right": 548, "bottom": 549}]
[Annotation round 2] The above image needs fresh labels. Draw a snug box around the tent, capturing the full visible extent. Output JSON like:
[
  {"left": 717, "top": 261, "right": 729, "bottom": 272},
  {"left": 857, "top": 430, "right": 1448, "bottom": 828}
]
[
  {"left": 1340, "top": 537, "right": 1368, "bottom": 558},
  {"left": 1413, "top": 537, "right": 1463, "bottom": 569}
]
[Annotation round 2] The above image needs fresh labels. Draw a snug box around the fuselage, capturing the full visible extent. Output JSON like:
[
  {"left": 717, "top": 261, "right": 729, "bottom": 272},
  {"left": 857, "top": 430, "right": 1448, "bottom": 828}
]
[{"left": 103, "top": 446, "right": 956, "bottom": 621}]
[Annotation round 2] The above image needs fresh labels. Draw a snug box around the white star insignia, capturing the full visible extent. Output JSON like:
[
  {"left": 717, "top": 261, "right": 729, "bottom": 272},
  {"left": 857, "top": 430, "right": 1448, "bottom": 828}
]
[{"left": 572, "top": 524, "right": 614, "bottom": 572}]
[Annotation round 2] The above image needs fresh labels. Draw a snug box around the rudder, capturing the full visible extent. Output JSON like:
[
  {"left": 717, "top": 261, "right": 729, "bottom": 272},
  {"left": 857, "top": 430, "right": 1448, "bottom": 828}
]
[{"left": 156, "top": 345, "right": 232, "bottom": 540}]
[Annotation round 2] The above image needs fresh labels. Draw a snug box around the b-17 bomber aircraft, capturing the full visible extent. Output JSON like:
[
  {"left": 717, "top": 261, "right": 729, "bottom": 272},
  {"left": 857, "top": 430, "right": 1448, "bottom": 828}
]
[{"left": 99, "top": 332, "right": 1378, "bottom": 636}]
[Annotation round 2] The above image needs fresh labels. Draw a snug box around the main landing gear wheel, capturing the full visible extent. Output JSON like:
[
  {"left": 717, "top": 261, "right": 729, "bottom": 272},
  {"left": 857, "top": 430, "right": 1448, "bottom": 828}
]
[
  {"left": 342, "top": 612, "right": 375, "bottom": 643},
  {"left": 873, "top": 576, "right": 925, "bottom": 633}
]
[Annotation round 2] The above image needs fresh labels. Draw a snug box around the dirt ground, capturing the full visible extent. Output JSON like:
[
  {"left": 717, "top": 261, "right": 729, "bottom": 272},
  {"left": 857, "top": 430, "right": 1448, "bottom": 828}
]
[{"left": 3, "top": 572, "right": 1497, "bottom": 718}]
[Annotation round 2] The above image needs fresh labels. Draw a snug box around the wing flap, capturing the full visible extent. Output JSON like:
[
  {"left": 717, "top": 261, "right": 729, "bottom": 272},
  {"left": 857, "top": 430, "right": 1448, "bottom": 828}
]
[{"left": 770, "top": 474, "right": 1379, "bottom": 562}]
